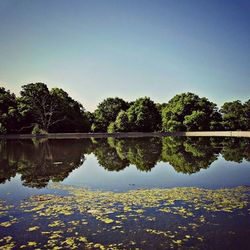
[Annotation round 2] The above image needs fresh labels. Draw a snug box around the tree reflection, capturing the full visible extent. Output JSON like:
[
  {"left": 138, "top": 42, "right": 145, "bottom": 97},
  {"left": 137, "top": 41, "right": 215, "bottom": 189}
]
[
  {"left": 0, "top": 140, "right": 19, "bottom": 183},
  {"left": 93, "top": 137, "right": 162, "bottom": 172},
  {"left": 0, "top": 139, "right": 90, "bottom": 188},
  {"left": 0, "top": 137, "right": 250, "bottom": 188},
  {"left": 161, "top": 137, "right": 221, "bottom": 174},
  {"left": 221, "top": 138, "right": 250, "bottom": 163},
  {"left": 93, "top": 138, "right": 130, "bottom": 171},
  {"left": 113, "top": 137, "right": 162, "bottom": 172}
]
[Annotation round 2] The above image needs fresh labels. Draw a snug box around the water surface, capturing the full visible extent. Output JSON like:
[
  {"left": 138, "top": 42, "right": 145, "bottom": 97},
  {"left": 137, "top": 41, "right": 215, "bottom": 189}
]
[{"left": 0, "top": 137, "right": 250, "bottom": 249}]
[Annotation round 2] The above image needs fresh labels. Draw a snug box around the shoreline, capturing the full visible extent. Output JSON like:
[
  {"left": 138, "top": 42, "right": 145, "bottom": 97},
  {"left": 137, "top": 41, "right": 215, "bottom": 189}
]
[{"left": 0, "top": 131, "right": 250, "bottom": 139}]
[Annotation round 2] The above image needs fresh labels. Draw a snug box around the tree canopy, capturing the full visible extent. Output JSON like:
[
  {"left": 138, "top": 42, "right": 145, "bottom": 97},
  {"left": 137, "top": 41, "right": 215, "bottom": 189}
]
[
  {"left": 126, "top": 97, "right": 161, "bottom": 132},
  {"left": 0, "top": 83, "right": 249, "bottom": 134},
  {"left": 13, "top": 83, "right": 90, "bottom": 133},
  {"left": 162, "top": 93, "right": 222, "bottom": 132},
  {"left": 92, "top": 97, "right": 129, "bottom": 132},
  {"left": 220, "top": 101, "right": 246, "bottom": 131},
  {"left": 0, "top": 87, "right": 19, "bottom": 134}
]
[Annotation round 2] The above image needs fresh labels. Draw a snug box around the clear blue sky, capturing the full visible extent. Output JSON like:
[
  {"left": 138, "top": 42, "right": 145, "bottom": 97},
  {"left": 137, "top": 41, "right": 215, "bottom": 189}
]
[{"left": 0, "top": 0, "right": 249, "bottom": 111}]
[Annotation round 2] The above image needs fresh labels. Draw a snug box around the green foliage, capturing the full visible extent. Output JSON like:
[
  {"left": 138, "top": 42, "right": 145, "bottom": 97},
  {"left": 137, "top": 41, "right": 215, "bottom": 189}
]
[
  {"left": 107, "top": 122, "right": 116, "bottom": 133},
  {"left": 156, "top": 102, "right": 168, "bottom": 113},
  {"left": 0, "top": 123, "right": 7, "bottom": 134},
  {"left": 162, "top": 93, "right": 221, "bottom": 131},
  {"left": 1, "top": 83, "right": 250, "bottom": 134},
  {"left": 49, "top": 87, "right": 90, "bottom": 132},
  {"left": 126, "top": 97, "right": 161, "bottom": 132},
  {"left": 17, "top": 83, "right": 90, "bottom": 133},
  {"left": 91, "top": 123, "right": 99, "bottom": 133},
  {"left": 243, "top": 100, "right": 250, "bottom": 131},
  {"left": 220, "top": 101, "right": 245, "bottom": 130},
  {"left": 0, "top": 87, "right": 19, "bottom": 133},
  {"left": 114, "top": 110, "right": 130, "bottom": 132},
  {"left": 184, "top": 111, "right": 207, "bottom": 131},
  {"left": 92, "top": 97, "right": 129, "bottom": 132},
  {"left": 31, "top": 124, "right": 48, "bottom": 135}
]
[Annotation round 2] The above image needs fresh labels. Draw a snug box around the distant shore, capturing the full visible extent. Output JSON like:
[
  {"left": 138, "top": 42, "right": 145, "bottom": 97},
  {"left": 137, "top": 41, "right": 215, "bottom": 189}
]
[{"left": 0, "top": 131, "right": 250, "bottom": 139}]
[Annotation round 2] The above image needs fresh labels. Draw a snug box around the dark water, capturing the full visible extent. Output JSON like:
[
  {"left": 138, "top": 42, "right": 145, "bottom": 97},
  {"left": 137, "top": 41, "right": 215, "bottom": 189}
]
[{"left": 0, "top": 137, "right": 250, "bottom": 249}]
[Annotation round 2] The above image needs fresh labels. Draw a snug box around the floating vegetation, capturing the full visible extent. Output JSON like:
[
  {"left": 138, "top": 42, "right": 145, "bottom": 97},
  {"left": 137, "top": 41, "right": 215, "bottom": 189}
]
[{"left": 0, "top": 184, "right": 250, "bottom": 249}]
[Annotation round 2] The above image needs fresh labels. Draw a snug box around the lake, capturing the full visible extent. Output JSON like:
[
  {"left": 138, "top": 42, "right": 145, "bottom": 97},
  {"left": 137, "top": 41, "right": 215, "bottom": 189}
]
[{"left": 0, "top": 136, "right": 250, "bottom": 249}]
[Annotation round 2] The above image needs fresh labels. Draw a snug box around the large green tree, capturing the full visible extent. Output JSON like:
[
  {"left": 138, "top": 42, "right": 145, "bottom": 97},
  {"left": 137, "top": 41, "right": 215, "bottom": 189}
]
[
  {"left": 49, "top": 88, "right": 90, "bottom": 132},
  {"left": 18, "top": 83, "right": 90, "bottom": 133},
  {"left": 18, "top": 83, "right": 54, "bottom": 133},
  {"left": 92, "top": 97, "right": 129, "bottom": 132},
  {"left": 243, "top": 100, "right": 250, "bottom": 130},
  {"left": 126, "top": 97, "right": 161, "bottom": 132},
  {"left": 0, "top": 87, "right": 19, "bottom": 134},
  {"left": 220, "top": 101, "right": 245, "bottom": 130},
  {"left": 162, "top": 93, "right": 222, "bottom": 131},
  {"left": 108, "top": 110, "right": 131, "bottom": 133}
]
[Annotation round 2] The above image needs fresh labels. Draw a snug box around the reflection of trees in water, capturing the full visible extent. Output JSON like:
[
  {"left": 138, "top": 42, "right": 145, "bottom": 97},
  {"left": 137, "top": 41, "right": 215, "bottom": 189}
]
[
  {"left": 0, "top": 139, "right": 90, "bottom": 188},
  {"left": 93, "top": 138, "right": 130, "bottom": 171},
  {"left": 161, "top": 137, "right": 221, "bottom": 174},
  {"left": 18, "top": 140, "right": 88, "bottom": 188},
  {"left": 221, "top": 138, "right": 250, "bottom": 163},
  {"left": 110, "top": 137, "right": 162, "bottom": 172},
  {"left": 103, "top": 137, "right": 250, "bottom": 173},
  {"left": 1, "top": 137, "right": 250, "bottom": 187},
  {"left": 0, "top": 140, "right": 19, "bottom": 184},
  {"left": 93, "top": 137, "right": 162, "bottom": 172}
]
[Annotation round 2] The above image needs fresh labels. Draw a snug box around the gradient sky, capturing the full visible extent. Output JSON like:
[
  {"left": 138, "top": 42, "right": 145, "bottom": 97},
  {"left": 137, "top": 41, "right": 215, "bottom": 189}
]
[{"left": 0, "top": 0, "right": 249, "bottom": 111}]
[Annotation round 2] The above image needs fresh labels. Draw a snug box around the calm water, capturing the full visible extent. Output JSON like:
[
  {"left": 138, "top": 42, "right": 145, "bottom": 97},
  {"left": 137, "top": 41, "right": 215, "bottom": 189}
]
[{"left": 0, "top": 137, "right": 250, "bottom": 249}]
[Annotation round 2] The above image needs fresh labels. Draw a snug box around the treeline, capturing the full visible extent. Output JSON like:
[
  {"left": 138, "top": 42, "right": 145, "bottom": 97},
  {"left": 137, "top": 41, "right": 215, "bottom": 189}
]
[
  {"left": 1, "top": 82, "right": 250, "bottom": 134},
  {"left": 1, "top": 137, "right": 250, "bottom": 187}
]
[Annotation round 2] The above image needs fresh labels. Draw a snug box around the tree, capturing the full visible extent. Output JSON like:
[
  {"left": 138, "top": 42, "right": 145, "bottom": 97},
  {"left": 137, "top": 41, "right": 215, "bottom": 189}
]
[
  {"left": 18, "top": 83, "right": 58, "bottom": 132},
  {"left": 220, "top": 101, "right": 245, "bottom": 130},
  {"left": 92, "top": 97, "right": 129, "bottom": 132},
  {"left": 183, "top": 110, "right": 207, "bottom": 131},
  {"left": 18, "top": 83, "right": 90, "bottom": 133},
  {"left": 114, "top": 110, "right": 130, "bottom": 132},
  {"left": 126, "top": 97, "right": 161, "bottom": 132},
  {"left": 162, "top": 93, "right": 221, "bottom": 131},
  {"left": 49, "top": 88, "right": 90, "bottom": 132},
  {"left": 156, "top": 102, "right": 168, "bottom": 113},
  {"left": 243, "top": 100, "right": 250, "bottom": 130},
  {"left": 107, "top": 122, "right": 116, "bottom": 133},
  {"left": 0, "top": 87, "right": 19, "bottom": 134}
]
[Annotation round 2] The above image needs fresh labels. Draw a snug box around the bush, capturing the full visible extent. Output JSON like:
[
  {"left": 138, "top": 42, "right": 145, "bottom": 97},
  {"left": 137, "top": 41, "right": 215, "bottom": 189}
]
[
  {"left": 32, "top": 124, "right": 48, "bottom": 135},
  {"left": 107, "top": 122, "right": 116, "bottom": 133},
  {"left": 0, "top": 123, "right": 7, "bottom": 134}
]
